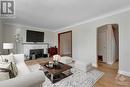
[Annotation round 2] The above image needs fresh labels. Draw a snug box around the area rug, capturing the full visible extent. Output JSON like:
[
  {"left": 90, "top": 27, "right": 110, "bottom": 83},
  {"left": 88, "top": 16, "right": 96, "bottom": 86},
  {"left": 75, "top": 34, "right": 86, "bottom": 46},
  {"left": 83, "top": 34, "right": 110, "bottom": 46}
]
[{"left": 42, "top": 68, "right": 104, "bottom": 87}]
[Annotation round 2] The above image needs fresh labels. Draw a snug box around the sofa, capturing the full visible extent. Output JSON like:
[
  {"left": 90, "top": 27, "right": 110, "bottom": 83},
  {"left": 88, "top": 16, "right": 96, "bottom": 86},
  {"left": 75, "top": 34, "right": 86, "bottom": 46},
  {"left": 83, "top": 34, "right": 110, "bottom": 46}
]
[{"left": 0, "top": 54, "right": 45, "bottom": 87}]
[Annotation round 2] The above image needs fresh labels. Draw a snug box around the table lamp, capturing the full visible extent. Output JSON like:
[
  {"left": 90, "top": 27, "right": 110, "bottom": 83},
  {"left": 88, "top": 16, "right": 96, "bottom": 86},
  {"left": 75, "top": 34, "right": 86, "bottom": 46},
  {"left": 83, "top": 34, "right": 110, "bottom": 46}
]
[{"left": 3, "top": 43, "right": 14, "bottom": 54}]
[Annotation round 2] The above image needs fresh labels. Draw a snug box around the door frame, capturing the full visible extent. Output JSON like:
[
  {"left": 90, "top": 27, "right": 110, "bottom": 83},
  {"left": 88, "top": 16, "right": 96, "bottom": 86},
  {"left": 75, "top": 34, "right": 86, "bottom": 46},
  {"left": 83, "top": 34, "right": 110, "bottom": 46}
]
[
  {"left": 58, "top": 31, "right": 72, "bottom": 57},
  {"left": 96, "top": 24, "right": 119, "bottom": 67}
]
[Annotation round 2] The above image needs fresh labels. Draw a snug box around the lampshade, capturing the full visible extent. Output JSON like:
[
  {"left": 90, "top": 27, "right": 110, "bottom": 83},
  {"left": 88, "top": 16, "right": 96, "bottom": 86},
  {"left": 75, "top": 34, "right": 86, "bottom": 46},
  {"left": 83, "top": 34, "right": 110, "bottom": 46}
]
[{"left": 3, "top": 43, "right": 14, "bottom": 49}]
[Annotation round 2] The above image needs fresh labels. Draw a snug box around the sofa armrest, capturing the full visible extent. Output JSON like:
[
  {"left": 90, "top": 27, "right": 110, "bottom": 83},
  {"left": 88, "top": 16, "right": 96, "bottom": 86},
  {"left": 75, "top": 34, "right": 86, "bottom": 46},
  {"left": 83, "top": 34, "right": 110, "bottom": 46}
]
[
  {"left": 13, "top": 54, "right": 30, "bottom": 75},
  {"left": 0, "top": 71, "right": 45, "bottom": 87}
]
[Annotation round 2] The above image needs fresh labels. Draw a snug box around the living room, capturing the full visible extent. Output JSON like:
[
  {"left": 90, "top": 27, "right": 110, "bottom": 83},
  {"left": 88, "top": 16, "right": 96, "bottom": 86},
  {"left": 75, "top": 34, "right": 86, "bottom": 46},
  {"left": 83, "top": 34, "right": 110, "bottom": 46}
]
[{"left": 0, "top": 0, "right": 130, "bottom": 87}]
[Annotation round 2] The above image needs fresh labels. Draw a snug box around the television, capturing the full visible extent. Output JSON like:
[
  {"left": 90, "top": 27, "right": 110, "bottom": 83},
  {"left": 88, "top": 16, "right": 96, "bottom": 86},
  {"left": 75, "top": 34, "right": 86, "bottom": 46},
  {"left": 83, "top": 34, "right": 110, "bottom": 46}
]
[{"left": 26, "top": 30, "right": 44, "bottom": 42}]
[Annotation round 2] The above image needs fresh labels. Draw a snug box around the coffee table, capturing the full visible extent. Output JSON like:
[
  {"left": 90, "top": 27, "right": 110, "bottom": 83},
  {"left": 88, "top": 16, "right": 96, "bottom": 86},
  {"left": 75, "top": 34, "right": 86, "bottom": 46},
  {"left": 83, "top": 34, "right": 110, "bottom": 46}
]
[{"left": 40, "top": 62, "right": 73, "bottom": 83}]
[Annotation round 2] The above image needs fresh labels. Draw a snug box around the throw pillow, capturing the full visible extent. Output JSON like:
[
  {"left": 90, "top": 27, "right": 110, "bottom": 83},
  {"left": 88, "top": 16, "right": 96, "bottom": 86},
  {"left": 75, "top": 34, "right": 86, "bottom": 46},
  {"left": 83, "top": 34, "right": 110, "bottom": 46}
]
[
  {"left": 0, "top": 56, "right": 3, "bottom": 63},
  {"left": 1, "top": 54, "right": 15, "bottom": 63},
  {"left": 11, "top": 62, "right": 18, "bottom": 77},
  {"left": 1, "top": 54, "right": 18, "bottom": 77}
]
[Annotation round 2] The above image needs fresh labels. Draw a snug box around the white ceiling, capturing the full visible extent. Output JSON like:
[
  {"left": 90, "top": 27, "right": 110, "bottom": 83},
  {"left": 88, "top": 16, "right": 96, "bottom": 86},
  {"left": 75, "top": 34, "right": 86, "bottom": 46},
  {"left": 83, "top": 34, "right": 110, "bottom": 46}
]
[{"left": 3, "top": 0, "right": 130, "bottom": 31}]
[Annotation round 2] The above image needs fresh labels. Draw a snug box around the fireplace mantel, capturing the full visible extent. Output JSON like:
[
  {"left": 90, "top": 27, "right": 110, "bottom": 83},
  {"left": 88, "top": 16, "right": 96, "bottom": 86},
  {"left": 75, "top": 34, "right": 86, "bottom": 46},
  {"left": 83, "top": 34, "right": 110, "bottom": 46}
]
[
  {"left": 22, "top": 42, "right": 49, "bottom": 46},
  {"left": 22, "top": 42, "right": 49, "bottom": 60}
]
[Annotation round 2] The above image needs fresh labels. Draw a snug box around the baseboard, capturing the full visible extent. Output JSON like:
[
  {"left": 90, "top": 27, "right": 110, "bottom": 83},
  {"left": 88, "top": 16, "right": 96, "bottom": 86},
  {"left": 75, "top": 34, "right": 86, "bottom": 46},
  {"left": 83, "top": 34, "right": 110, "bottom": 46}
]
[
  {"left": 118, "top": 70, "right": 130, "bottom": 77},
  {"left": 107, "top": 61, "right": 114, "bottom": 65}
]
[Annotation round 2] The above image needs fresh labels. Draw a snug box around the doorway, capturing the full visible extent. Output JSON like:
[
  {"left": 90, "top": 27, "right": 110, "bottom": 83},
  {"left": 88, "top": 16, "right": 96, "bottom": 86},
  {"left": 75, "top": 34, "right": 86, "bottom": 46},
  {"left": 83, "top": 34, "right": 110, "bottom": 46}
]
[
  {"left": 58, "top": 31, "right": 72, "bottom": 57},
  {"left": 97, "top": 24, "right": 119, "bottom": 68}
]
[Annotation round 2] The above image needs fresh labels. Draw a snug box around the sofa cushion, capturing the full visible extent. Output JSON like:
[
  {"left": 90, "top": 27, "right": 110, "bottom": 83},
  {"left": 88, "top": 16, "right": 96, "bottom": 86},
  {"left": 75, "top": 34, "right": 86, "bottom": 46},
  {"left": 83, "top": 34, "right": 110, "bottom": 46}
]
[
  {"left": 0, "top": 54, "right": 18, "bottom": 77},
  {"left": 60, "top": 56, "right": 73, "bottom": 64},
  {"left": 0, "top": 56, "right": 3, "bottom": 62},
  {"left": 11, "top": 62, "right": 18, "bottom": 77},
  {"left": 0, "top": 54, "right": 15, "bottom": 63}
]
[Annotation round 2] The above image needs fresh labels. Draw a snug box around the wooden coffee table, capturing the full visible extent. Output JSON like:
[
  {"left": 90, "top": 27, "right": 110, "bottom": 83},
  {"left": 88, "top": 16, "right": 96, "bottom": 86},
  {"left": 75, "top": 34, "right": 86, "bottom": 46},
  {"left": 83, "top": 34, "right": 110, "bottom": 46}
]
[{"left": 40, "top": 62, "right": 72, "bottom": 83}]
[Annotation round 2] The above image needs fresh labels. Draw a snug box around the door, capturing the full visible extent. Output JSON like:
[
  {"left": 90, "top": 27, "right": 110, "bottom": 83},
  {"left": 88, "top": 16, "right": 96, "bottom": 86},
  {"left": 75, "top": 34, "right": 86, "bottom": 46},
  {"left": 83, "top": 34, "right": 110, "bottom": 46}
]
[
  {"left": 97, "top": 26, "right": 107, "bottom": 62},
  {"left": 58, "top": 31, "right": 72, "bottom": 57}
]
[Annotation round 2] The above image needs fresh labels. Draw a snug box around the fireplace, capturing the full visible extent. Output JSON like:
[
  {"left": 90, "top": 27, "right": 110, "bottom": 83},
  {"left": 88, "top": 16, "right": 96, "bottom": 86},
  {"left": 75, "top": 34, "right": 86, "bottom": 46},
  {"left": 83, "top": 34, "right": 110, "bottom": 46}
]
[{"left": 29, "top": 49, "right": 47, "bottom": 60}]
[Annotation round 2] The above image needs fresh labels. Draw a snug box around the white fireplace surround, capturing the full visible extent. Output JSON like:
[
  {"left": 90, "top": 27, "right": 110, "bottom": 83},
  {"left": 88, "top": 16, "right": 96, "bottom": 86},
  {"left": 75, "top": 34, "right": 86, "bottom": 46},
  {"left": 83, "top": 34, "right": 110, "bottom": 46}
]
[{"left": 23, "top": 43, "right": 48, "bottom": 59}]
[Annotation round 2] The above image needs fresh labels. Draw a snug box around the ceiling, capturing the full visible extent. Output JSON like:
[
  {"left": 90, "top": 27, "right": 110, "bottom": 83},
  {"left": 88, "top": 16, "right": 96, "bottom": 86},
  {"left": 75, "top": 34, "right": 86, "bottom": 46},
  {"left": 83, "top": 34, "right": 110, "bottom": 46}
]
[{"left": 2, "top": 0, "right": 130, "bottom": 31}]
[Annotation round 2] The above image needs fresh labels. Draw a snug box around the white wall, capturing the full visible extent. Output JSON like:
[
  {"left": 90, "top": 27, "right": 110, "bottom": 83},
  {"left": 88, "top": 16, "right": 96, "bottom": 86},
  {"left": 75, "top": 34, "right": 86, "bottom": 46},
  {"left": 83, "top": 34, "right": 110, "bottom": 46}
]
[
  {"left": 2, "top": 24, "right": 57, "bottom": 54},
  {"left": 56, "top": 10, "right": 130, "bottom": 76},
  {"left": 107, "top": 24, "right": 117, "bottom": 64},
  {"left": 0, "top": 21, "right": 3, "bottom": 53},
  {"left": 111, "top": 28, "right": 117, "bottom": 64}
]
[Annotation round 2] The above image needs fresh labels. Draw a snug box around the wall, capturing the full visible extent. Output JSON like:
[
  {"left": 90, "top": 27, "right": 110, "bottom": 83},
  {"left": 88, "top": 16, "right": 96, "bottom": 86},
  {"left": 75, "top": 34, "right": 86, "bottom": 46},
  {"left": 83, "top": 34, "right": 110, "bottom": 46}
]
[
  {"left": 107, "top": 24, "right": 117, "bottom": 64},
  {"left": 0, "top": 21, "right": 3, "bottom": 53},
  {"left": 56, "top": 10, "right": 130, "bottom": 76},
  {"left": 2, "top": 24, "right": 56, "bottom": 54},
  {"left": 112, "top": 24, "right": 119, "bottom": 60}
]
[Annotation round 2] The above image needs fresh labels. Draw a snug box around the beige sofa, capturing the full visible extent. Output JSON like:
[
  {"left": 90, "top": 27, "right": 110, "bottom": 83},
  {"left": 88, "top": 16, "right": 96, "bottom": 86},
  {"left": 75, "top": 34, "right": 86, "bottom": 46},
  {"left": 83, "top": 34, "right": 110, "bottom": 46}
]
[{"left": 0, "top": 54, "right": 45, "bottom": 87}]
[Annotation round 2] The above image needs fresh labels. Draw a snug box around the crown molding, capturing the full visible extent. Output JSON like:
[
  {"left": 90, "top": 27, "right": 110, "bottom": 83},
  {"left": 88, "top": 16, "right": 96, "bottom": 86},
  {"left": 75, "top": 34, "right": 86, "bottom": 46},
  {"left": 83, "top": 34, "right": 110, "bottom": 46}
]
[
  {"left": 3, "top": 22, "right": 55, "bottom": 32},
  {"left": 55, "top": 6, "right": 130, "bottom": 32}
]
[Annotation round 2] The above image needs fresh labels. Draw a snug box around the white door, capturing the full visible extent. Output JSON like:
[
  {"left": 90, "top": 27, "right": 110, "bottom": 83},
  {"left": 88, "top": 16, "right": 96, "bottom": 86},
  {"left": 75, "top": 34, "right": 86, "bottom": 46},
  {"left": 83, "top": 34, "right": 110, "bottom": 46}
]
[{"left": 97, "top": 26, "right": 107, "bottom": 62}]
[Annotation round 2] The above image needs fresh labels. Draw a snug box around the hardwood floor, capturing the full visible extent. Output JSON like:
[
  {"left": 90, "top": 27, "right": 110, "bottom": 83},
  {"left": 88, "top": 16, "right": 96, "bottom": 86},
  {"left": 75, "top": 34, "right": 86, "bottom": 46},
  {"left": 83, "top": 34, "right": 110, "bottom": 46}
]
[
  {"left": 94, "top": 61, "right": 130, "bottom": 87},
  {"left": 25, "top": 58, "right": 51, "bottom": 65}
]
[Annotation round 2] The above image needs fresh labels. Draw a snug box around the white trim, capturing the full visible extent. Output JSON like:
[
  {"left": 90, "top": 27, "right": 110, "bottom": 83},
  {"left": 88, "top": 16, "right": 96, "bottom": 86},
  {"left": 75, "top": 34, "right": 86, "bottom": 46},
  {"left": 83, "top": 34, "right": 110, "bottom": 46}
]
[
  {"left": 55, "top": 6, "right": 130, "bottom": 32},
  {"left": 107, "top": 62, "right": 114, "bottom": 65},
  {"left": 118, "top": 70, "right": 130, "bottom": 77},
  {"left": 3, "top": 22, "right": 55, "bottom": 32}
]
